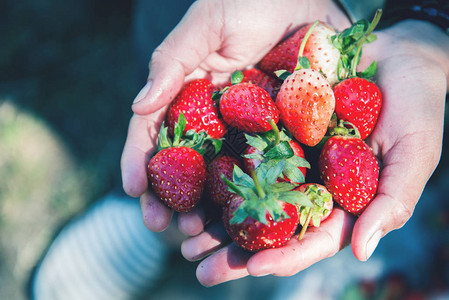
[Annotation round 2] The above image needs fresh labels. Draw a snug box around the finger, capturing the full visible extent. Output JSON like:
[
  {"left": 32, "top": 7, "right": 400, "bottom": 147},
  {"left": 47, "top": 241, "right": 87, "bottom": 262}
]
[
  {"left": 196, "top": 243, "right": 252, "bottom": 287},
  {"left": 178, "top": 206, "right": 207, "bottom": 237},
  {"left": 121, "top": 109, "right": 167, "bottom": 197},
  {"left": 181, "top": 222, "right": 231, "bottom": 261},
  {"left": 140, "top": 191, "right": 174, "bottom": 232},
  {"left": 246, "top": 208, "right": 355, "bottom": 277},
  {"left": 132, "top": 1, "right": 222, "bottom": 115},
  {"left": 351, "top": 139, "right": 439, "bottom": 261}
]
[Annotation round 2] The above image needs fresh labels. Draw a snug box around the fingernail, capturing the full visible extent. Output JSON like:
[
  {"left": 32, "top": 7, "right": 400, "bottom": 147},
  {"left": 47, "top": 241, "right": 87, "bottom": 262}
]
[
  {"left": 133, "top": 81, "right": 152, "bottom": 104},
  {"left": 365, "top": 230, "right": 382, "bottom": 260},
  {"left": 254, "top": 273, "right": 271, "bottom": 277}
]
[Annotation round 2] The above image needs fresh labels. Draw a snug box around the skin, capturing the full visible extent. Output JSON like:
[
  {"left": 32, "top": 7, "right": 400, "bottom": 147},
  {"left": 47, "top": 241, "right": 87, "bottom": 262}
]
[{"left": 121, "top": 0, "right": 449, "bottom": 287}]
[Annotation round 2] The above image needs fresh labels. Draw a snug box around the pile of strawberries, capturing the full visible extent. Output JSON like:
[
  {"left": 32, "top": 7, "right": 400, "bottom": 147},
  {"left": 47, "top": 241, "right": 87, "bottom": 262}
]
[{"left": 147, "top": 11, "right": 383, "bottom": 252}]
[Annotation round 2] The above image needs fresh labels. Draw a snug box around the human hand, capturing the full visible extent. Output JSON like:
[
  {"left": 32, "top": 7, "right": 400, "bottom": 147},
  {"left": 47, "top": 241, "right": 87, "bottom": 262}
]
[
  {"left": 181, "top": 20, "right": 449, "bottom": 286},
  {"left": 120, "top": 0, "right": 350, "bottom": 232}
]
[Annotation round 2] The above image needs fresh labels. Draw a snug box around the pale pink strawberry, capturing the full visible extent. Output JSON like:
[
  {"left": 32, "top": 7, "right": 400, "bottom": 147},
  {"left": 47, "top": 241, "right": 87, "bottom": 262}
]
[{"left": 276, "top": 68, "right": 335, "bottom": 147}]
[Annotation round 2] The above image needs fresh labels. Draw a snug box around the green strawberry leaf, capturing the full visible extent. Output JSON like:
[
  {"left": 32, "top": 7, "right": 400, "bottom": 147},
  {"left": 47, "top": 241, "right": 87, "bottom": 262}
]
[
  {"left": 242, "top": 153, "right": 265, "bottom": 160},
  {"left": 365, "top": 33, "right": 378, "bottom": 44},
  {"left": 244, "top": 133, "right": 269, "bottom": 151},
  {"left": 238, "top": 186, "right": 259, "bottom": 201},
  {"left": 274, "top": 70, "right": 292, "bottom": 81},
  {"left": 221, "top": 175, "right": 244, "bottom": 197},
  {"left": 233, "top": 164, "right": 254, "bottom": 188},
  {"left": 297, "top": 56, "right": 311, "bottom": 70},
  {"left": 230, "top": 202, "right": 249, "bottom": 224},
  {"left": 245, "top": 202, "right": 268, "bottom": 225},
  {"left": 312, "top": 214, "right": 322, "bottom": 227},
  {"left": 283, "top": 160, "right": 305, "bottom": 183},
  {"left": 265, "top": 141, "right": 294, "bottom": 160},
  {"left": 269, "top": 182, "right": 296, "bottom": 193},
  {"left": 173, "top": 112, "right": 187, "bottom": 146},
  {"left": 157, "top": 122, "right": 172, "bottom": 151},
  {"left": 211, "top": 90, "right": 221, "bottom": 102},
  {"left": 231, "top": 70, "right": 244, "bottom": 85},
  {"left": 279, "top": 191, "right": 314, "bottom": 207},
  {"left": 257, "top": 159, "right": 285, "bottom": 185},
  {"left": 210, "top": 138, "right": 223, "bottom": 154},
  {"left": 333, "top": 9, "right": 382, "bottom": 80},
  {"left": 357, "top": 60, "right": 377, "bottom": 79},
  {"left": 287, "top": 155, "right": 311, "bottom": 169}
]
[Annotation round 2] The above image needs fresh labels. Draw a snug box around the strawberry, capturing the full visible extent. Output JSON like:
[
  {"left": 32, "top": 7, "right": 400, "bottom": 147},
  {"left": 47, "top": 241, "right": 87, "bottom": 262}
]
[
  {"left": 259, "top": 21, "right": 341, "bottom": 85},
  {"left": 219, "top": 75, "right": 280, "bottom": 133},
  {"left": 331, "top": 11, "right": 383, "bottom": 140},
  {"left": 296, "top": 183, "right": 333, "bottom": 240},
  {"left": 148, "top": 146, "right": 206, "bottom": 212},
  {"left": 166, "top": 78, "right": 227, "bottom": 139},
  {"left": 276, "top": 68, "right": 335, "bottom": 147},
  {"left": 333, "top": 77, "right": 382, "bottom": 139},
  {"left": 222, "top": 161, "right": 314, "bottom": 252},
  {"left": 148, "top": 113, "right": 215, "bottom": 212},
  {"left": 206, "top": 155, "right": 242, "bottom": 207},
  {"left": 318, "top": 133, "right": 379, "bottom": 215},
  {"left": 241, "top": 68, "right": 283, "bottom": 100}
]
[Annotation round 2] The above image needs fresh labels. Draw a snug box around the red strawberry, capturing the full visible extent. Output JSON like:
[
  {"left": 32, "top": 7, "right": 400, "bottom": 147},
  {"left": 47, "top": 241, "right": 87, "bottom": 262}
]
[
  {"left": 166, "top": 79, "right": 227, "bottom": 139},
  {"left": 148, "top": 113, "right": 215, "bottom": 212},
  {"left": 241, "top": 68, "right": 283, "bottom": 100},
  {"left": 148, "top": 146, "right": 206, "bottom": 212},
  {"left": 221, "top": 160, "right": 314, "bottom": 252},
  {"left": 259, "top": 21, "right": 341, "bottom": 85},
  {"left": 318, "top": 135, "right": 379, "bottom": 215},
  {"left": 219, "top": 82, "right": 279, "bottom": 133},
  {"left": 223, "top": 194, "right": 300, "bottom": 252},
  {"left": 333, "top": 77, "right": 382, "bottom": 139},
  {"left": 206, "top": 155, "right": 242, "bottom": 206},
  {"left": 276, "top": 68, "right": 335, "bottom": 146}
]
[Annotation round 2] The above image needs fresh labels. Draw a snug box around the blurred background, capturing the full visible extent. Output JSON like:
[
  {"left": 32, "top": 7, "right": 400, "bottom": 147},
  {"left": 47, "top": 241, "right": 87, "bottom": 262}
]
[{"left": 1, "top": 0, "right": 449, "bottom": 299}]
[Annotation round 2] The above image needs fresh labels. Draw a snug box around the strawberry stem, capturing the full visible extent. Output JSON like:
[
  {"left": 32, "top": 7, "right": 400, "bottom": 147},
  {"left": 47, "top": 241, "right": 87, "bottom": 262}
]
[
  {"left": 298, "top": 208, "right": 313, "bottom": 240},
  {"left": 330, "top": 120, "right": 361, "bottom": 138},
  {"left": 350, "top": 9, "right": 382, "bottom": 77},
  {"left": 221, "top": 174, "right": 245, "bottom": 198},
  {"left": 298, "top": 20, "right": 319, "bottom": 58},
  {"left": 295, "top": 20, "right": 319, "bottom": 71},
  {"left": 251, "top": 170, "right": 266, "bottom": 199},
  {"left": 268, "top": 118, "right": 281, "bottom": 146}
]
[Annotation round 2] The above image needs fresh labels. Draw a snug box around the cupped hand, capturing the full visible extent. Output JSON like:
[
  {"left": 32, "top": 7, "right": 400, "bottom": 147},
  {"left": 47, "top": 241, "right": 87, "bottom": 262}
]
[
  {"left": 120, "top": 0, "right": 350, "bottom": 232},
  {"left": 351, "top": 20, "right": 448, "bottom": 260},
  {"left": 181, "top": 20, "right": 449, "bottom": 286}
]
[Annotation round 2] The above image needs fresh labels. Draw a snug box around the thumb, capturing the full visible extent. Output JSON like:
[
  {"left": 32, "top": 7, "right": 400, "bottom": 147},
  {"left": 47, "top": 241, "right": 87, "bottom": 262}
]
[
  {"left": 131, "top": 1, "right": 222, "bottom": 115},
  {"left": 351, "top": 136, "right": 441, "bottom": 261}
]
